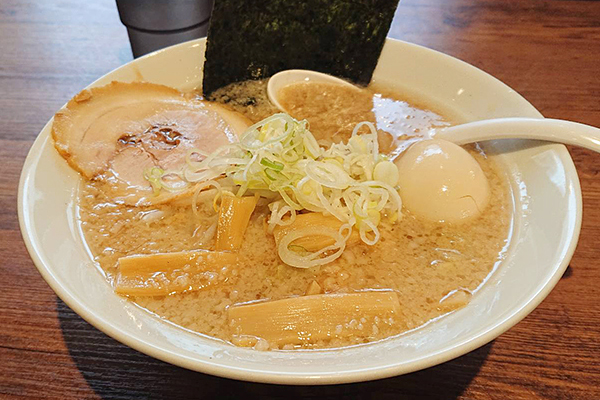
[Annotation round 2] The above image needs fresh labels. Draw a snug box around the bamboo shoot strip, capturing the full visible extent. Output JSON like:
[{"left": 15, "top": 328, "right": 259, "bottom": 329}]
[
  {"left": 115, "top": 250, "right": 238, "bottom": 296},
  {"left": 273, "top": 212, "right": 359, "bottom": 252},
  {"left": 215, "top": 194, "right": 258, "bottom": 251},
  {"left": 229, "top": 291, "right": 401, "bottom": 347}
]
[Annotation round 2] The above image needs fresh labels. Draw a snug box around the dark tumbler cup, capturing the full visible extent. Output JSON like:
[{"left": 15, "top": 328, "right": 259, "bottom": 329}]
[{"left": 116, "top": 0, "right": 214, "bottom": 58}]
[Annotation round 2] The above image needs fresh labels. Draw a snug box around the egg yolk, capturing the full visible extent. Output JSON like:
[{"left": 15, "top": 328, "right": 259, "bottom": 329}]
[{"left": 394, "top": 139, "right": 490, "bottom": 223}]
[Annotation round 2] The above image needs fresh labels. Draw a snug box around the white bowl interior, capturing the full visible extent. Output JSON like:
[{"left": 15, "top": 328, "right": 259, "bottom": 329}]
[{"left": 18, "top": 38, "right": 581, "bottom": 384}]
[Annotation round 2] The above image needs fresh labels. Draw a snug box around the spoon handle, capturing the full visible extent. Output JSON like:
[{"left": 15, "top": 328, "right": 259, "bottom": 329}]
[{"left": 436, "top": 118, "right": 600, "bottom": 153}]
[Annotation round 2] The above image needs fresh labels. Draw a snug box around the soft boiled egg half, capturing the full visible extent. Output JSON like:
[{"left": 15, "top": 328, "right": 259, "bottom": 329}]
[{"left": 394, "top": 139, "right": 490, "bottom": 223}]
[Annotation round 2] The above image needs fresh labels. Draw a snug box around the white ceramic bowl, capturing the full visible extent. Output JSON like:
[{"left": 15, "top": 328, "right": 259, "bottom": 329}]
[{"left": 18, "top": 38, "right": 581, "bottom": 385}]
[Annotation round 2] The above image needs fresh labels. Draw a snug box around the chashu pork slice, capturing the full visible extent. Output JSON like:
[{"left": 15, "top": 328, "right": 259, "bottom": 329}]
[{"left": 52, "top": 81, "right": 251, "bottom": 206}]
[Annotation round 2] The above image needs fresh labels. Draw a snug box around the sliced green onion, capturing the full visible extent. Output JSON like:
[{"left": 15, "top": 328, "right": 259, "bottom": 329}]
[
  {"left": 150, "top": 113, "right": 403, "bottom": 269},
  {"left": 143, "top": 167, "right": 165, "bottom": 195},
  {"left": 264, "top": 168, "right": 285, "bottom": 181},
  {"left": 260, "top": 157, "right": 284, "bottom": 171}
]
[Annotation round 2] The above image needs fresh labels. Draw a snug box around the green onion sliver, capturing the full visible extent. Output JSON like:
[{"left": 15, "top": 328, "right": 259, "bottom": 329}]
[{"left": 260, "top": 157, "right": 284, "bottom": 171}]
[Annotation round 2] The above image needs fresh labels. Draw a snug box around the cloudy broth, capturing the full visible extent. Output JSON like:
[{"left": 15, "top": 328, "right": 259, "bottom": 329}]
[{"left": 79, "top": 80, "right": 512, "bottom": 350}]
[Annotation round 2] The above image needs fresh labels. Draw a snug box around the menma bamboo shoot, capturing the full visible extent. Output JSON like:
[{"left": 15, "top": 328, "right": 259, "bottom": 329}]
[
  {"left": 115, "top": 250, "right": 237, "bottom": 296},
  {"left": 228, "top": 291, "right": 401, "bottom": 347},
  {"left": 215, "top": 194, "right": 258, "bottom": 251},
  {"left": 272, "top": 212, "right": 360, "bottom": 252}
]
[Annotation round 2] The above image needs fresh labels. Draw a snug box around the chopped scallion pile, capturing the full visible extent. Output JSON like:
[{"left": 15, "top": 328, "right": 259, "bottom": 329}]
[{"left": 146, "top": 113, "right": 402, "bottom": 268}]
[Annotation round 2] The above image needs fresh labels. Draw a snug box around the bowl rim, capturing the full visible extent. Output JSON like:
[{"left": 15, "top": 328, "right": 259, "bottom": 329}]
[{"left": 18, "top": 37, "right": 582, "bottom": 385}]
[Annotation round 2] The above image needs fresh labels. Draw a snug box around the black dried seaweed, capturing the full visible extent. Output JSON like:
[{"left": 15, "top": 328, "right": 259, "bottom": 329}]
[{"left": 202, "top": 0, "right": 399, "bottom": 97}]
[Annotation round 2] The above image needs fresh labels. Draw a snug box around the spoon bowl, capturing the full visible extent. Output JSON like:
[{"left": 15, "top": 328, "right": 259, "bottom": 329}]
[{"left": 267, "top": 69, "right": 360, "bottom": 112}]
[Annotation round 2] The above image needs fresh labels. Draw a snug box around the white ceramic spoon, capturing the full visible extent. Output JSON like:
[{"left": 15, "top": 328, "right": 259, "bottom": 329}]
[
  {"left": 267, "top": 69, "right": 360, "bottom": 112},
  {"left": 434, "top": 118, "right": 600, "bottom": 152},
  {"left": 268, "top": 69, "right": 600, "bottom": 151}
]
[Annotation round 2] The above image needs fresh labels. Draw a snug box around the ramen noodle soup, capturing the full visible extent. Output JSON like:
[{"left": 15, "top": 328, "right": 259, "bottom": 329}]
[{"left": 53, "top": 79, "right": 511, "bottom": 350}]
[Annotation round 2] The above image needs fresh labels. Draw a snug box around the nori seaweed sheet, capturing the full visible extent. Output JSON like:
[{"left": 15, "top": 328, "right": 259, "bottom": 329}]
[{"left": 202, "top": 0, "right": 400, "bottom": 97}]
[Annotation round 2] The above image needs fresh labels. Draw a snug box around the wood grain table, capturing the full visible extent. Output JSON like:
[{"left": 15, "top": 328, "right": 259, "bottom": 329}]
[{"left": 1, "top": 0, "right": 599, "bottom": 398}]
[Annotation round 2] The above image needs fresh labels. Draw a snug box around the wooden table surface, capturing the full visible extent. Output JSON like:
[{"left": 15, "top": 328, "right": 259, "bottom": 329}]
[{"left": 1, "top": 0, "right": 599, "bottom": 398}]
